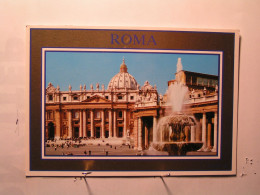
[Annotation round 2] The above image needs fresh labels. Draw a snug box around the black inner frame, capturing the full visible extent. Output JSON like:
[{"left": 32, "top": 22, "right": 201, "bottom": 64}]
[{"left": 29, "top": 28, "right": 235, "bottom": 172}]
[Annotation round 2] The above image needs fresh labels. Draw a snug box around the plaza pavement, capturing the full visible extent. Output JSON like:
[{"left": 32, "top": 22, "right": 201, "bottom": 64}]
[
  {"left": 45, "top": 143, "right": 139, "bottom": 156},
  {"left": 45, "top": 140, "right": 217, "bottom": 157}
]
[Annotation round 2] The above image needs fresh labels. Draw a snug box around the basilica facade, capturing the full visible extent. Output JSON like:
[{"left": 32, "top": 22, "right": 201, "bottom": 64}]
[{"left": 45, "top": 58, "right": 219, "bottom": 152}]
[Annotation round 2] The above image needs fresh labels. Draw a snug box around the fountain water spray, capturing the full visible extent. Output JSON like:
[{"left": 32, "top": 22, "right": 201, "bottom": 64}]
[
  {"left": 149, "top": 58, "right": 203, "bottom": 155},
  {"left": 166, "top": 81, "right": 188, "bottom": 113}
]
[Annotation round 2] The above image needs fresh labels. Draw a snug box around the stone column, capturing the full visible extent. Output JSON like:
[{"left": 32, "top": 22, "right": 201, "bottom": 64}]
[
  {"left": 185, "top": 126, "right": 189, "bottom": 142},
  {"left": 153, "top": 116, "right": 157, "bottom": 142},
  {"left": 123, "top": 110, "right": 127, "bottom": 138},
  {"left": 83, "top": 110, "right": 86, "bottom": 138},
  {"left": 46, "top": 124, "right": 49, "bottom": 140},
  {"left": 90, "top": 110, "right": 94, "bottom": 137},
  {"left": 191, "top": 126, "right": 196, "bottom": 142},
  {"left": 196, "top": 118, "right": 202, "bottom": 142},
  {"left": 54, "top": 110, "right": 61, "bottom": 139},
  {"left": 202, "top": 112, "right": 207, "bottom": 150},
  {"left": 138, "top": 117, "right": 142, "bottom": 150},
  {"left": 207, "top": 123, "right": 212, "bottom": 149},
  {"left": 109, "top": 110, "right": 112, "bottom": 138},
  {"left": 113, "top": 110, "right": 117, "bottom": 137},
  {"left": 101, "top": 110, "right": 105, "bottom": 138},
  {"left": 79, "top": 110, "right": 83, "bottom": 137},
  {"left": 145, "top": 125, "right": 148, "bottom": 148},
  {"left": 68, "top": 110, "right": 72, "bottom": 138},
  {"left": 212, "top": 111, "right": 218, "bottom": 152}
]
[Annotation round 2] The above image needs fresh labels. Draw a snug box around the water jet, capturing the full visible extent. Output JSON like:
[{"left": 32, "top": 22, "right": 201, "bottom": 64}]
[{"left": 148, "top": 58, "right": 203, "bottom": 155}]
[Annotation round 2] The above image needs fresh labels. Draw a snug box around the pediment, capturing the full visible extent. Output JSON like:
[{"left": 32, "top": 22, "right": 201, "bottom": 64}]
[{"left": 82, "top": 95, "right": 111, "bottom": 103}]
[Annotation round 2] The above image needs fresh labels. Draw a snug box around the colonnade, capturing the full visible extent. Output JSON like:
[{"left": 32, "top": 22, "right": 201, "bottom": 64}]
[
  {"left": 196, "top": 111, "right": 218, "bottom": 152},
  {"left": 49, "top": 109, "right": 128, "bottom": 139},
  {"left": 47, "top": 109, "right": 218, "bottom": 153},
  {"left": 135, "top": 112, "right": 218, "bottom": 152},
  {"left": 137, "top": 116, "right": 157, "bottom": 150}
]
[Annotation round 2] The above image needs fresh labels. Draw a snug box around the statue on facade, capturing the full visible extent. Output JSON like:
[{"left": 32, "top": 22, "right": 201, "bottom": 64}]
[
  {"left": 83, "top": 84, "right": 86, "bottom": 91},
  {"left": 90, "top": 84, "right": 93, "bottom": 90},
  {"left": 145, "top": 92, "right": 151, "bottom": 101},
  {"left": 159, "top": 94, "right": 163, "bottom": 101},
  {"left": 96, "top": 83, "right": 99, "bottom": 90},
  {"left": 152, "top": 93, "right": 157, "bottom": 101},
  {"left": 102, "top": 84, "right": 105, "bottom": 91},
  {"left": 191, "top": 89, "right": 195, "bottom": 98},
  {"left": 69, "top": 84, "right": 72, "bottom": 92},
  {"left": 203, "top": 87, "right": 207, "bottom": 95},
  {"left": 137, "top": 95, "right": 142, "bottom": 102},
  {"left": 80, "top": 84, "right": 82, "bottom": 91}
]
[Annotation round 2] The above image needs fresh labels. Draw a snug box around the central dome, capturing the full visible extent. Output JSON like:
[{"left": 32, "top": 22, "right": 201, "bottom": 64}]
[{"left": 107, "top": 59, "right": 138, "bottom": 90}]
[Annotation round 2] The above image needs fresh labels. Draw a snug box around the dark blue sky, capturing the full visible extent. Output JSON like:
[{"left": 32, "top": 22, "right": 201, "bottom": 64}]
[{"left": 45, "top": 51, "right": 219, "bottom": 95}]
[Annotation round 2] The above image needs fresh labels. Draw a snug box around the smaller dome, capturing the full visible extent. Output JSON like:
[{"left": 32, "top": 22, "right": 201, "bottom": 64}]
[{"left": 141, "top": 81, "right": 154, "bottom": 91}]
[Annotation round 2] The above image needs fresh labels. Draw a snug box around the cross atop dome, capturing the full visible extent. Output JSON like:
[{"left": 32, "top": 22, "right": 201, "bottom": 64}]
[{"left": 120, "top": 57, "right": 128, "bottom": 73}]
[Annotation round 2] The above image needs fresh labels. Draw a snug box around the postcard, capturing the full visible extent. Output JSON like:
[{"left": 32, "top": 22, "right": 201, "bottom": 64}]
[{"left": 26, "top": 27, "right": 239, "bottom": 176}]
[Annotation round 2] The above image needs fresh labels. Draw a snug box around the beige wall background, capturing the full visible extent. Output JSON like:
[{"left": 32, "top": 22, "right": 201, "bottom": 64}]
[{"left": 0, "top": 0, "right": 259, "bottom": 194}]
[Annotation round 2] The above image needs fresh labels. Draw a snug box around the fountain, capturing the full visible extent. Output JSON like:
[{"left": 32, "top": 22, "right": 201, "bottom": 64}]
[
  {"left": 149, "top": 58, "right": 203, "bottom": 156},
  {"left": 151, "top": 112, "right": 203, "bottom": 155}
]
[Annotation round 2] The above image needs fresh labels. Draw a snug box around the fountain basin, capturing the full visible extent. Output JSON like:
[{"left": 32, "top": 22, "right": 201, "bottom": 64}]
[{"left": 152, "top": 141, "right": 203, "bottom": 156}]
